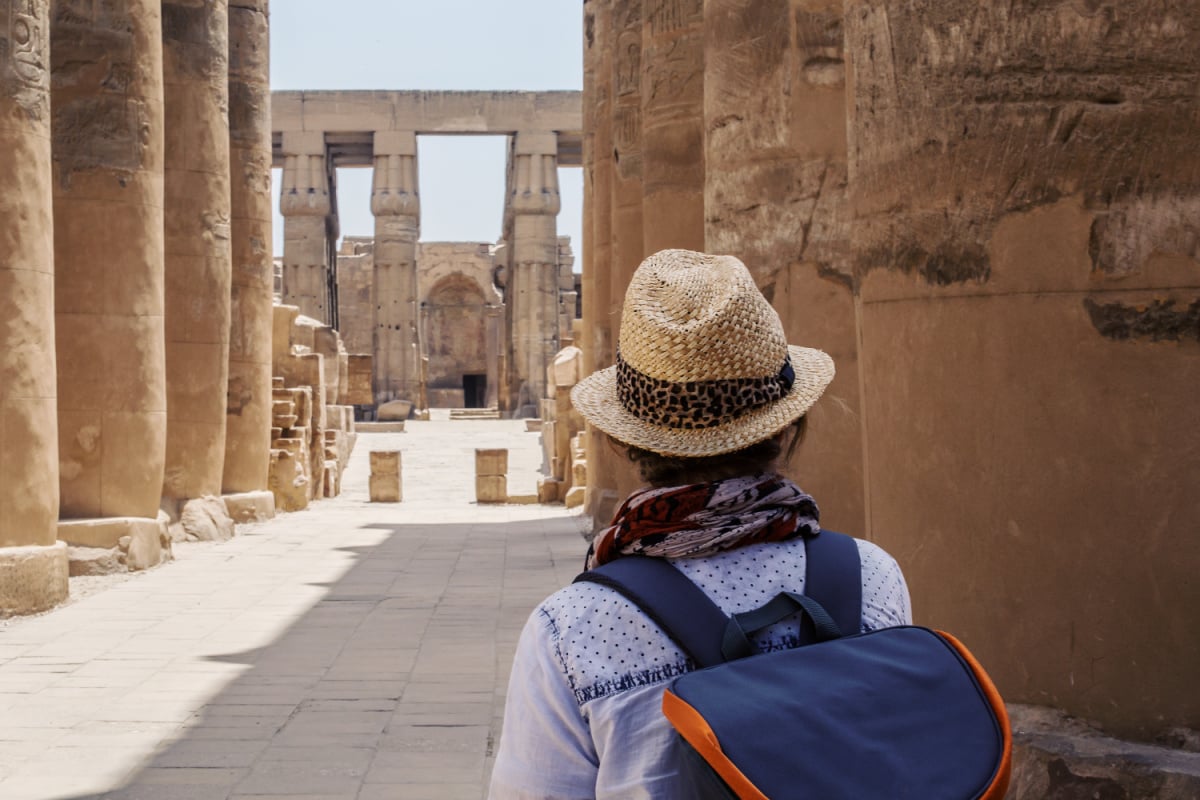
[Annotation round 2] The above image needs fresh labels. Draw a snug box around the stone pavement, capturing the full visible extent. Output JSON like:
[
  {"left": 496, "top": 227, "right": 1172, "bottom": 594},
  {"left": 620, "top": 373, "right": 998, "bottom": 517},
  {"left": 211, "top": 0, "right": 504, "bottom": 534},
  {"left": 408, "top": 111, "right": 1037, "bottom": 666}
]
[{"left": 0, "top": 415, "right": 592, "bottom": 800}]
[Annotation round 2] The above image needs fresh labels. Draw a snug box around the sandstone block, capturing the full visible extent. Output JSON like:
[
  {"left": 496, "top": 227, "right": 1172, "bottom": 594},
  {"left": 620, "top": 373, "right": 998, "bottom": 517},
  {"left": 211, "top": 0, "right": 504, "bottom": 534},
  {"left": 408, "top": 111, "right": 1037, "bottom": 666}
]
[
  {"left": 370, "top": 451, "right": 401, "bottom": 475},
  {"left": 538, "top": 478, "right": 561, "bottom": 504},
  {"left": 323, "top": 461, "right": 340, "bottom": 497},
  {"left": 369, "top": 472, "right": 401, "bottom": 503},
  {"left": 525, "top": 419, "right": 543, "bottom": 432},
  {"left": 180, "top": 497, "right": 236, "bottom": 543},
  {"left": 355, "top": 421, "right": 406, "bottom": 433},
  {"left": 564, "top": 486, "right": 586, "bottom": 509},
  {"left": 269, "top": 449, "right": 309, "bottom": 512},
  {"left": 476, "top": 475, "right": 507, "bottom": 504},
  {"left": 507, "top": 493, "right": 539, "bottom": 505},
  {"left": 272, "top": 376, "right": 284, "bottom": 389},
  {"left": 223, "top": 491, "right": 276, "bottom": 523},
  {"left": 346, "top": 354, "right": 374, "bottom": 405},
  {"left": 475, "top": 449, "right": 508, "bottom": 477},
  {"left": 378, "top": 399, "right": 412, "bottom": 421},
  {"left": 68, "top": 546, "right": 123, "bottom": 577},
  {"left": 0, "top": 543, "right": 69, "bottom": 616},
  {"left": 121, "top": 517, "right": 169, "bottom": 571}
]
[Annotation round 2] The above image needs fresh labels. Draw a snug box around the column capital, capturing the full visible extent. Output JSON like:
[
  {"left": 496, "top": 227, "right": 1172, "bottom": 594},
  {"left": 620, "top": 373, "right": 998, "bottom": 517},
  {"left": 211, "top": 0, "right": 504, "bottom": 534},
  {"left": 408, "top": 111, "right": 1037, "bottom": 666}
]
[{"left": 279, "top": 132, "right": 330, "bottom": 217}]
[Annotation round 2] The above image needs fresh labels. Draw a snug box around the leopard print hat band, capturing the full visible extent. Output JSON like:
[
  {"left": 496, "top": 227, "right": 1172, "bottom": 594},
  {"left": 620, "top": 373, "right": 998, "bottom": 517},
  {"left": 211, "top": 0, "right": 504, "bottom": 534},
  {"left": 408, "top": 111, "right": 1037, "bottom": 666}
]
[{"left": 615, "top": 351, "right": 796, "bottom": 430}]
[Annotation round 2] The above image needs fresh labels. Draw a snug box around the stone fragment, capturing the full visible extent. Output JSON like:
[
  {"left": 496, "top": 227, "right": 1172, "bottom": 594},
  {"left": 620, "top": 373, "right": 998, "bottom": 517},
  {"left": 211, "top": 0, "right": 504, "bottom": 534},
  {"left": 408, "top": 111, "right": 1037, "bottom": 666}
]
[
  {"left": 564, "top": 486, "right": 586, "bottom": 509},
  {"left": 269, "top": 449, "right": 309, "bottom": 512},
  {"left": 369, "top": 474, "right": 401, "bottom": 503},
  {"left": 67, "top": 546, "right": 123, "bottom": 577},
  {"left": 377, "top": 399, "right": 413, "bottom": 421},
  {"left": 370, "top": 451, "right": 401, "bottom": 475},
  {"left": 223, "top": 491, "right": 276, "bottom": 523},
  {"left": 537, "top": 478, "right": 561, "bottom": 504},
  {"left": 180, "top": 497, "right": 236, "bottom": 542},
  {"left": 0, "top": 543, "right": 70, "bottom": 616}
]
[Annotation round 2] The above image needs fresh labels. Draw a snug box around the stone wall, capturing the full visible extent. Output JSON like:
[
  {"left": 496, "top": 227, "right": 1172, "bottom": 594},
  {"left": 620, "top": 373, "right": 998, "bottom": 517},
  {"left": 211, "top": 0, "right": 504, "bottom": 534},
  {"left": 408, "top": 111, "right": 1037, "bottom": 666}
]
[{"left": 579, "top": 0, "right": 1200, "bottom": 755}]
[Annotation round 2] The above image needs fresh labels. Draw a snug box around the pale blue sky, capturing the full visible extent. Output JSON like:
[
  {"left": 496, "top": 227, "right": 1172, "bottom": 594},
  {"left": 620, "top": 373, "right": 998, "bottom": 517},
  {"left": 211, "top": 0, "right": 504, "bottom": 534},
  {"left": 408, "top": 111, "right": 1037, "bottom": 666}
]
[{"left": 269, "top": 1, "right": 583, "bottom": 262}]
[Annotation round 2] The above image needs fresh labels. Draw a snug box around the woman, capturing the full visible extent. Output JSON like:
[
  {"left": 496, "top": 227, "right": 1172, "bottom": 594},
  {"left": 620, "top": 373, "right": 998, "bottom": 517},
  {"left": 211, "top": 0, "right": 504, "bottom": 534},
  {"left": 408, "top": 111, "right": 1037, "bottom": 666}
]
[{"left": 489, "top": 249, "right": 911, "bottom": 799}]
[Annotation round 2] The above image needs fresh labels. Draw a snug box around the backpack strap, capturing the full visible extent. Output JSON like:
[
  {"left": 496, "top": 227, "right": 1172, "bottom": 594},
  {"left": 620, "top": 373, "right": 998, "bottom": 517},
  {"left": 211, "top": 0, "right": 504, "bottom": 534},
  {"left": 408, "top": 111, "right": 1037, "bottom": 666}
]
[
  {"left": 573, "top": 529, "right": 864, "bottom": 669},
  {"left": 575, "top": 556, "right": 728, "bottom": 669}
]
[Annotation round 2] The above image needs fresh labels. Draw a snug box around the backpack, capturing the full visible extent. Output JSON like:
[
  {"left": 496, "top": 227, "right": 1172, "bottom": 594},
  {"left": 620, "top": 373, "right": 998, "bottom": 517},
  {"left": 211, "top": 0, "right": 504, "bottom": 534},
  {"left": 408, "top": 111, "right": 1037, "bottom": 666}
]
[{"left": 574, "top": 530, "right": 1012, "bottom": 800}]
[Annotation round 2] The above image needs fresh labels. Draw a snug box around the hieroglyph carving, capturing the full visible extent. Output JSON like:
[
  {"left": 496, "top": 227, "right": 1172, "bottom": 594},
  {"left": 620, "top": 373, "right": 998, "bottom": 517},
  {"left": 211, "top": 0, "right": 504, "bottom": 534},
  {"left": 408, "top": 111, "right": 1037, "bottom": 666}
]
[
  {"left": 4, "top": 0, "right": 48, "bottom": 116},
  {"left": 646, "top": 0, "right": 701, "bottom": 36}
]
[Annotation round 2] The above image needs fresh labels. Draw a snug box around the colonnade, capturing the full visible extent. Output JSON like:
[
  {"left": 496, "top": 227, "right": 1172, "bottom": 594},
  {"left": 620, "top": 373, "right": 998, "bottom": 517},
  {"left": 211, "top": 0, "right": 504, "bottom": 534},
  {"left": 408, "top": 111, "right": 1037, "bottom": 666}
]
[
  {"left": 273, "top": 92, "right": 582, "bottom": 417},
  {"left": 0, "top": 1, "right": 275, "bottom": 615}
]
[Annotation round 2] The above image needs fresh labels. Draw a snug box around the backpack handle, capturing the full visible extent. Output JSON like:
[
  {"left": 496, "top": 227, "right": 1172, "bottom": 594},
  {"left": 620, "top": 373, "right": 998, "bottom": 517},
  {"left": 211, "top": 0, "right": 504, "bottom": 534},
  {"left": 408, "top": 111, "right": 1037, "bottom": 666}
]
[{"left": 722, "top": 591, "right": 846, "bottom": 661}]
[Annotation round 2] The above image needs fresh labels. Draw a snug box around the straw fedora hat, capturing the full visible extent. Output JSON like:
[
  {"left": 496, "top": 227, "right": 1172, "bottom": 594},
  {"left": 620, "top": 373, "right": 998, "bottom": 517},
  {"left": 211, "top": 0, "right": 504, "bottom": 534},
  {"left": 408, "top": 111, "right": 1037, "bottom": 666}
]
[{"left": 571, "top": 249, "right": 835, "bottom": 458}]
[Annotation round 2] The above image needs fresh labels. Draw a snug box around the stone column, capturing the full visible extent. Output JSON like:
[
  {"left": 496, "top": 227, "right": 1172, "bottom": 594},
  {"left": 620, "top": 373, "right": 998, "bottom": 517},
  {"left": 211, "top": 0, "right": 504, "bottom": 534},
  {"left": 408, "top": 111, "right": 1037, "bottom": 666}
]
[
  {"left": 0, "top": 0, "right": 69, "bottom": 615},
  {"left": 484, "top": 304, "right": 503, "bottom": 409},
  {"left": 223, "top": 0, "right": 273, "bottom": 500},
  {"left": 703, "top": 0, "right": 863, "bottom": 532},
  {"left": 371, "top": 130, "right": 420, "bottom": 408},
  {"left": 847, "top": 0, "right": 1200, "bottom": 741},
  {"left": 162, "top": 0, "right": 232, "bottom": 504},
  {"left": 641, "top": 0, "right": 705, "bottom": 252},
  {"left": 508, "top": 131, "right": 561, "bottom": 417},
  {"left": 583, "top": 0, "right": 623, "bottom": 524},
  {"left": 610, "top": 0, "right": 644, "bottom": 334},
  {"left": 52, "top": 0, "right": 168, "bottom": 520},
  {"left": 280, "top": 130, "right": 332, "bottom": 323}
]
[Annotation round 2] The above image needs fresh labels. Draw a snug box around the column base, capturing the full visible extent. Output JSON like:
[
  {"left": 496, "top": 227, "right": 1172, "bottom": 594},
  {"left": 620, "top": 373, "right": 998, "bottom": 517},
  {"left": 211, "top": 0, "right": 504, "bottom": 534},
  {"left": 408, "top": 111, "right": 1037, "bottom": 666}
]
[
  {"left": 59, "top": 515, "right": 171, "bottom": 572},
  {"left": 0, "top": 542, "right": 69, "bottom": 617},
  {"left": 223, "top": 490, "right": 275, "bottom": 523}
]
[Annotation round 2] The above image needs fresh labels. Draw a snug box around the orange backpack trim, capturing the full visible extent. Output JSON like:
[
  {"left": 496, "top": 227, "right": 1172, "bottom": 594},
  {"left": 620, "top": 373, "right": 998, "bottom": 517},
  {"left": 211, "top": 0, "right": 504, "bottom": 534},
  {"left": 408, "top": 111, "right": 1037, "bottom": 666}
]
[
  {"left": 662, "top": 688, "right": 768, "bottom": 800},
  {"left": 937, "top": 630, "right": 1013, "bottom": 800}
]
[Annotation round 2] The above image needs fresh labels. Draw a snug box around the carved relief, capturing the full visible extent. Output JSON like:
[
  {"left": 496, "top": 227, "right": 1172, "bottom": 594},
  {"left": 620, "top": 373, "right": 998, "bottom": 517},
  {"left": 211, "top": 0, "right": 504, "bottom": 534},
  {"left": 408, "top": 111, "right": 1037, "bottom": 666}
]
[
  {"left": 646, "top": 0, "right": 701, "bottom": 38},
  {"left": 8, "top": 0, "right": 47, "bottom": 86}
]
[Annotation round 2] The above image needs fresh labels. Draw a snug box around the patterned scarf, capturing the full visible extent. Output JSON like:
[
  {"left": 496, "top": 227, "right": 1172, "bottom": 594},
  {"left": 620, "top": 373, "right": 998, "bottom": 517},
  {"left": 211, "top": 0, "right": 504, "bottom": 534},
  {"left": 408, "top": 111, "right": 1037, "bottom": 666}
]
[{"left": 586, "top": 474, "right": 820, "bottom": 569}]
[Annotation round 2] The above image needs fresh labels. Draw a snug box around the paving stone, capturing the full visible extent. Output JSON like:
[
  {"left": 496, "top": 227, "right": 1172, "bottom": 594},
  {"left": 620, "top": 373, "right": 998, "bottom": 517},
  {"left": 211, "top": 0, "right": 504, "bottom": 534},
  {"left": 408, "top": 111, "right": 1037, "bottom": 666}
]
[{"left": 0, "top": 417, "right": 588, "bottom": 799}]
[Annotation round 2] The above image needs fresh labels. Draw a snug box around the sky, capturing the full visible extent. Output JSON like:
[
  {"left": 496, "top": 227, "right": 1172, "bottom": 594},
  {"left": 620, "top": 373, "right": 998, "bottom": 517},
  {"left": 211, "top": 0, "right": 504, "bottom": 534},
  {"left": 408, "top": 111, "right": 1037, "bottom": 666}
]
[{"left": 269, "top": 0, "right": 583, "bottom": 262}]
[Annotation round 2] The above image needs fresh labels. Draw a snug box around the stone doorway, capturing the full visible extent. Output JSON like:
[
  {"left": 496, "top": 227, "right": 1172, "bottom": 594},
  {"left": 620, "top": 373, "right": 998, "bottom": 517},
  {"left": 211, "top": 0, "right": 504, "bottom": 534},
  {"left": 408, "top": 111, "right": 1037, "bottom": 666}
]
[{"left": 463, "top": 374, "right": 487, "bottom": 408}]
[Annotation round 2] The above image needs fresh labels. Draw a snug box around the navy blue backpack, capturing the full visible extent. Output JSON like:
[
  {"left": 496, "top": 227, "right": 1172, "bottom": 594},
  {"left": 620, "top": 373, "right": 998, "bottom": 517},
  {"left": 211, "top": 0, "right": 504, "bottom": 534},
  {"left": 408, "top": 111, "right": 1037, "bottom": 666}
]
[{"left": 575, "top": 531, "right": 1011, "bottom": 800}]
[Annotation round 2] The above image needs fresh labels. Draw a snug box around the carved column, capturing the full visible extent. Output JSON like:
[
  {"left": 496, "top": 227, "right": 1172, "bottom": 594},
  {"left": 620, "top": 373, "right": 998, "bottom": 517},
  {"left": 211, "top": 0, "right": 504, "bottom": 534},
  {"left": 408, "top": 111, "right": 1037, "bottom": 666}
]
[
  {"left": 52, "top": 0, "right": 168, "bottom": 520},
  {"left": 0, "top": 0, "right": 68, "bottom": 615},
  {"left": 371, "top": 130, "right": 420, "bottom": 407},
  {"left": 703, "top": 0, "right": 862, "bottom": 532},
  {"left": 641, "top": 0, "right": 705, "bottom": 252},
  {"left": 508, "top": 131, "right": 561, "bottom": 417},
  {"left": 847, "top": 0, "right": 1200, "bottom": 740},
  {"left": 610, "top": 0, "right": 644, "bottom": 331},
  {"left": 223, "top": 0, "right": 273, "bottom": 497},
  {"left": 484, "top": 304, "right": 503, "bottom": 410},
  {"left": 280, "top": 130, "right": 332, "bottom": 323},
  {"left": 162, "top": 0, "right": 232, "bottom": 503},
  {"left": 584, "top": 0, "right": 623, "bottom": 524}
]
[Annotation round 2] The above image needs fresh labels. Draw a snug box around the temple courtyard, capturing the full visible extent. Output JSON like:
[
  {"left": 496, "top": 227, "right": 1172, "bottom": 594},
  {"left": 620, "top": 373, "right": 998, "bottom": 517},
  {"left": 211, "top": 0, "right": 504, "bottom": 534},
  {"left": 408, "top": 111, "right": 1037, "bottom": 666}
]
[{"left": 0, "top": 416, "right": 586, "bottom": 800}]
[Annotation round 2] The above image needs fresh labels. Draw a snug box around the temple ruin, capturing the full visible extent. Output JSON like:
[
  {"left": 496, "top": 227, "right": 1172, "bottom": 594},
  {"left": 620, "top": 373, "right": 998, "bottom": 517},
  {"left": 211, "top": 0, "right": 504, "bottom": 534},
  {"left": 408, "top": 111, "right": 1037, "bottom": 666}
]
[
  {"left": 271, "top": 90, "right": 583, "bottom": 418},
  {"left": 1, "top": 1, "right": 1197, "bottom": 794}
]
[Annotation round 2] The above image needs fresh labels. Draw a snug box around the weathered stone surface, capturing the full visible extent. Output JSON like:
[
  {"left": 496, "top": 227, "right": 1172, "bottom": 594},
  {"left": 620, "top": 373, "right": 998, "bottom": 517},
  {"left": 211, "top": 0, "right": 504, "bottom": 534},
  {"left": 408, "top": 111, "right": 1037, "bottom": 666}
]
[
  {"left": 280, "top": 131, "right": 333, "bottom": 322},
  {"left": 346, "top": 354, "right": 375, "bottom": 405},
  {"left": 67, "top": 545, "right": 123, "bottom": 577},
  {"left": 0, "top": 543, "right": 69, "bottom": 617},
  {"left": 269, "top": 449, "right": 309, "bottom": 512},
  {"left": 179, "top": 496, "right": 236, "bottom": 542},
  {"left": 0, "top": 0, "right": 60, "bottom": 602},
  {"left": 223, "top": 490, "right": 276, "bottom": 523},
  {"left": 52, "top": 0, "right": 167, "bottom": 519},
  {"left": 370, "top": 451, "right": 400, "bottom": 475},
  {"left": 162, "top": 0, "right": 233, "bottom": 504},
  {"left": 846, "top": 0, "right": 1200, "bottom": 740},
  {"left": 564, "top": 486, "right": 586, "bottom": 509},
  {"left": 1009, "top": 705, "right": 1200, "bottom": 799},
  {"left": 377, "top": 399, "right": 413, "bottom": 421},
  {"left": 223, "top": 0, "right": 274, "bottom": 496}
]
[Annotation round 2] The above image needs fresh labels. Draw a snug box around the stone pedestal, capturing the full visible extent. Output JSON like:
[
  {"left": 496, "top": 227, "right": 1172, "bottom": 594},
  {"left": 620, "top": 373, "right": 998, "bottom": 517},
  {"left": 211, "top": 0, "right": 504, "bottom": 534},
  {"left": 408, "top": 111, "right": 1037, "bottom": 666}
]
[
  {"left": 369, "top": 451, "right": 402, "bottom": 503},
  {"left": 371, "top": 130, "right": 421, "bottom": 407},
  {"left": 52, "top": 0, "right": 168, "bottom": 520},
  {"left": 0, "top": 0, "right": 66, "bottom": 615},
  {"left": 280, "top": 131, "right": 333, "bottom": 323},
  {"left": 58, "top": 516, "right": 169, "bottom": 572},
  {"left": 475, "top": 448, "right": 508, "bottom": 504},
  {"left": 224, "top": 0, "right": 274, "bottom": 497},
  {"left": 163, "top": 0, "right": 233, "bottom": 503}
]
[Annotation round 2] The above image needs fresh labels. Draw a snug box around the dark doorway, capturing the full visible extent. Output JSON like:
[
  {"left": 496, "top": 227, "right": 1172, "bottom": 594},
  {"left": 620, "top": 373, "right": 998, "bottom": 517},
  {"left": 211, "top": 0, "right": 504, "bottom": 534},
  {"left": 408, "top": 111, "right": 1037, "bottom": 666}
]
[{"left": 463, "top": 374, "right": 487, "bottom": 408}]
